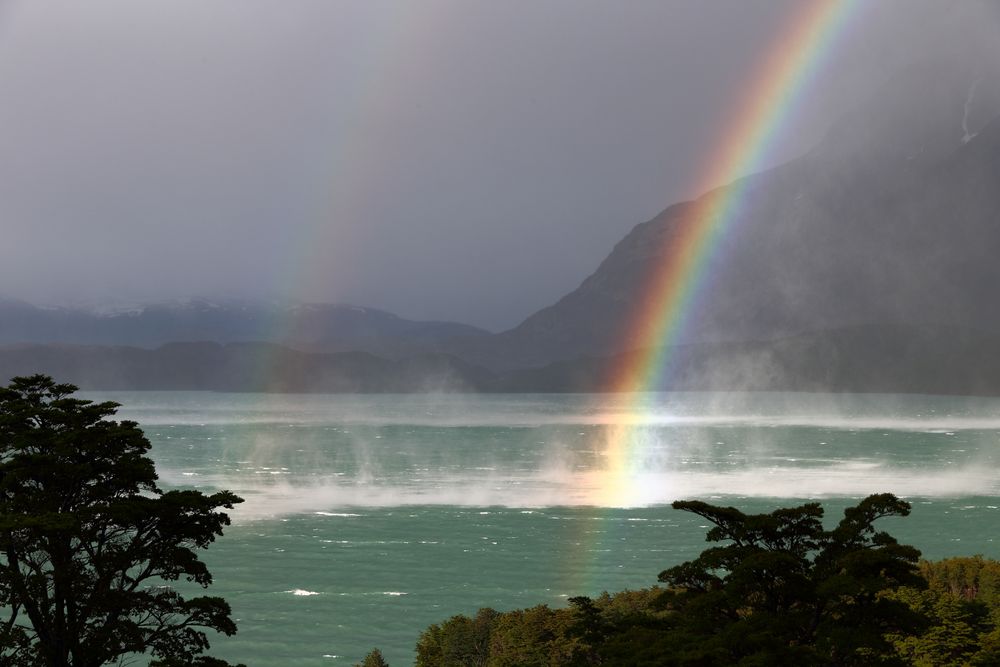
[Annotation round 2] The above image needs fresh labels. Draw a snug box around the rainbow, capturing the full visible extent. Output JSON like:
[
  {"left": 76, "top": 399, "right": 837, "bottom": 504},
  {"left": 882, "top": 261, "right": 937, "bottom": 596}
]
[{"left": 593, "top": 0, "right": 860, "bottom": 506}]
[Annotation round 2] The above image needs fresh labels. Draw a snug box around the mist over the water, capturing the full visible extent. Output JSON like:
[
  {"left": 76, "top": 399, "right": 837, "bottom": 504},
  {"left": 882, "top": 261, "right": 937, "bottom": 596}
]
[
  {"left": 94, "top": 391, "right": 1000, "bottom": 520},
  {"left": 166, "top": 464, "right": 999, "bottom": 521}
]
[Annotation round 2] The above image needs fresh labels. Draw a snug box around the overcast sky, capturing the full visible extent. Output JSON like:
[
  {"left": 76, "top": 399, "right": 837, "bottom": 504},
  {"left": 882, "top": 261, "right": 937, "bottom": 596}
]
[{"left": 0, "top": 0, "right": 997, "bottom": 330}]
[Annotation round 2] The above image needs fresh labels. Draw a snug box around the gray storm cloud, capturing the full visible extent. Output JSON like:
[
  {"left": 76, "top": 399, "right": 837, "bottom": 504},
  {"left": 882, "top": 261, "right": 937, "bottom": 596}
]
[{"left": 0, "top": 0, "right": 997, "bottom": 330}]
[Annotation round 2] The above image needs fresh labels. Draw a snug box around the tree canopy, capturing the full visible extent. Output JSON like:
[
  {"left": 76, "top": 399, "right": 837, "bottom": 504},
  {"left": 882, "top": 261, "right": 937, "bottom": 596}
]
[
  {"left": 0, "top": 374, "right": 244, "bottom": 667},
  {"left": 355, "top": 648, "right": 391, "bottom": 667}
]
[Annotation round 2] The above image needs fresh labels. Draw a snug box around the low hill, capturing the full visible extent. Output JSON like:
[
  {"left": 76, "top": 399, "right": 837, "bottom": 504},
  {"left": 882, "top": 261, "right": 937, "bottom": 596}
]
[
  {"left": 0, "top": 342, "right": 492, "bottom": 393},
  {"left": 0, "top": 298, "right": 490, "bottom": 357},
  {"left": 6, "top": 323, "right": 1000, "bottom": 396}
]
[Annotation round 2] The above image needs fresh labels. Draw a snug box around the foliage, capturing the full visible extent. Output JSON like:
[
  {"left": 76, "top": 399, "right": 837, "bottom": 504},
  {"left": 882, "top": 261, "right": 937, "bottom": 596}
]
[
  {"left": 414, "top": 593, "right": 664, "bottom": 667},
  {"left": 886, "top": 557, "right": 1000, "bottom": 666},
  {"left": 415, "top": 607, "right": 498, "bottom": 666},
  {"left": 919, "top": 555, "right": 1000, "bottom": 607},
  {"left": 655, "top": 493, "right": 926, "bottom": 665},
  {"left": 355, "top": 647, "right": 390, "bottom": 667},
  {"left": 151, "top": 658, "right": 248, "bottom": 667},
  {"left": 0, "top": 375, "right": 244, "bottom": 667}
]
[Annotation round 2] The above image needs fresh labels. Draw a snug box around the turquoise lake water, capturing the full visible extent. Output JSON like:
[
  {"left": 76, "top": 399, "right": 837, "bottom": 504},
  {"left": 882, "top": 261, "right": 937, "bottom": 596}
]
[{"left": 85, "top": 391, "right": 1000, "bottom": 666}]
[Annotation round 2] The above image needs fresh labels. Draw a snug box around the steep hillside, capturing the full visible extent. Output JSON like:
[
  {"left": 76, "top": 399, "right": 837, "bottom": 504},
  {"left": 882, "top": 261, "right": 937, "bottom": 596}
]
[{"left": 446, "top": 61, "right": 1000, "bottom": 372}]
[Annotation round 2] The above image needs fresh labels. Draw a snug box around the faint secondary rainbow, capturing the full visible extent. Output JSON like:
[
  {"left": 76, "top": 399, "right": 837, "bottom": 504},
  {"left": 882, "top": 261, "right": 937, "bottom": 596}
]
[
  {"left": 593, "top": 0, "right": 860, "bottom": 506},
  {"left": 244, "top": 2, "right": 443, "bottom": 390}
]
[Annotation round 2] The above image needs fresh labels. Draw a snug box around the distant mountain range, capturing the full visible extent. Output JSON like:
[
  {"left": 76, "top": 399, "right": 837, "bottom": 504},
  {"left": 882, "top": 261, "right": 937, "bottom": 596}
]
[
  {"left": 0, "top": 297, "right": 489, "bottom": 356},
  {"left": 4, "top": 59, "right": 1000, "bottom": 394},
  {"left": 4, "top": 324, "right": 1000, "bottom": 395}
]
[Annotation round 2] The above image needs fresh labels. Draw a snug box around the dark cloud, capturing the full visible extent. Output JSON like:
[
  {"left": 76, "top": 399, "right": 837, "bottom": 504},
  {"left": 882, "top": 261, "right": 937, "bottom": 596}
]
[{"left": 0, "top": 0, "right": 996, "bottom": 329}]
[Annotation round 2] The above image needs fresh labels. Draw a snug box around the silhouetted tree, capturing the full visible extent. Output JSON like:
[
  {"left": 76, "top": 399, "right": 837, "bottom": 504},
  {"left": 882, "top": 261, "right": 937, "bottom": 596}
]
[
  {"left": 657, "top": 494, "right": 926, "bottom": 665},
  {"left": 0, "top": 375, "right": 244, "bottom": 667}
]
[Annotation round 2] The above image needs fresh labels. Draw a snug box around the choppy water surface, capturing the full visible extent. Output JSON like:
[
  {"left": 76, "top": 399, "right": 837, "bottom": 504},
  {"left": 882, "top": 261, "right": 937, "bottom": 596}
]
[{"left": 87, "top": 391, "right": 1000, "bottom": 665}]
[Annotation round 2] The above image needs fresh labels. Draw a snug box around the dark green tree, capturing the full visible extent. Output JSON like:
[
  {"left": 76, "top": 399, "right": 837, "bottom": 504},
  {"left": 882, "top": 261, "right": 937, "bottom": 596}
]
[
  {"left": 886, "top": 556, "right": 1000, "bottom": 666},
  {"left": 657, "top": 493, "right": 926, "bottom": 665},
  {"left": 918, "top": 555, "right": 1000, "bottom": 607},
  {"left": 415, "top": 607, "right": 498, "bottom": 667},
  {"left": 0, "top": 375, "right": 244, "bottom": 667},
  {"left": 355, "top": 648, "right": 390, "bottom": 667},
  {"left": 486, "top": 604, "right": 577, "bottom": 666}
]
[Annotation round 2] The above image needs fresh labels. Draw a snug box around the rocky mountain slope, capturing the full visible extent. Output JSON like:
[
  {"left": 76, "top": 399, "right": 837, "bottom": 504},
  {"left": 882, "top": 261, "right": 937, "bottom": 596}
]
[{"left": 445, "top": 60, "right": 1000, "bottom": 372}]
